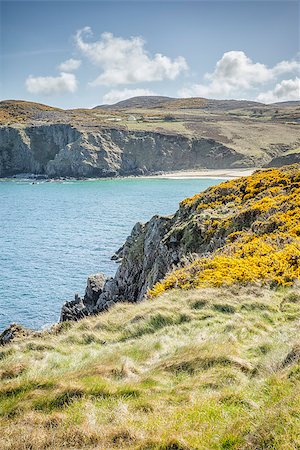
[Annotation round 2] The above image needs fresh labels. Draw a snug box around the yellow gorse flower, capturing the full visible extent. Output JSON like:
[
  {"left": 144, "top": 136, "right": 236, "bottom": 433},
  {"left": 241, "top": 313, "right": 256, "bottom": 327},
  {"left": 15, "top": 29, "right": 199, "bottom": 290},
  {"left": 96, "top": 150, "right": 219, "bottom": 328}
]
[{"left": 149, "top": 165, "right": 300, "bottom": 297}]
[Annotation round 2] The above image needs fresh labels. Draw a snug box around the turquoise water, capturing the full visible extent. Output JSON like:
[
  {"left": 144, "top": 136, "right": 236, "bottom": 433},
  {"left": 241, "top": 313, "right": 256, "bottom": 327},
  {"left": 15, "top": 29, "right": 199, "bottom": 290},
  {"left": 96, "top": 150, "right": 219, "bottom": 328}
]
[{"left": 0, "top": 177, "right": 224, "bottom": 330}]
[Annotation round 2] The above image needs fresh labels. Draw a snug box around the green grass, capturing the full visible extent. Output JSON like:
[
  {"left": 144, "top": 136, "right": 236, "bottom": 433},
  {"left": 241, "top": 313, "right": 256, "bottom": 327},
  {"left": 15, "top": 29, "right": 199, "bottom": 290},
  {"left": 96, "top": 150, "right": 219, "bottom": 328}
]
[
  {"left": 125, "top": 120, "right": 193, "bottom": 136},
  {"left": 1, "top": 285, "right": 300, "bottom": 449}
]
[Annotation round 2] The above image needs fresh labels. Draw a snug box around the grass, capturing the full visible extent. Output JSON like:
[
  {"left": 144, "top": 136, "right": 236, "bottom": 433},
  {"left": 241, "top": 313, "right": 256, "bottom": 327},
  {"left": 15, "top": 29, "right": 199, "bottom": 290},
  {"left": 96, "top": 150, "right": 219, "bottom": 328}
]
[
  {"left": 125, "top": 120, "right": 193, "bottom": 136},
  {"left": 1, "top": 285, "right": 300, "bottom": 449}
]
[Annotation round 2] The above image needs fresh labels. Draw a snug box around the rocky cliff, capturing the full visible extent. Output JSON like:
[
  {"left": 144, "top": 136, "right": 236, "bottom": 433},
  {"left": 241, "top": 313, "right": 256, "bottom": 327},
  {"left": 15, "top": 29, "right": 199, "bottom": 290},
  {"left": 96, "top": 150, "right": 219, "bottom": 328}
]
[
  {"left": 61, "top": 164, "right": 300, "bottom": 321},
  {"left": 0, "top": 124, "right": 250, "bottom": 178},
  {"left": 267, "top": 151, "right": 300, "bottom": 167}
]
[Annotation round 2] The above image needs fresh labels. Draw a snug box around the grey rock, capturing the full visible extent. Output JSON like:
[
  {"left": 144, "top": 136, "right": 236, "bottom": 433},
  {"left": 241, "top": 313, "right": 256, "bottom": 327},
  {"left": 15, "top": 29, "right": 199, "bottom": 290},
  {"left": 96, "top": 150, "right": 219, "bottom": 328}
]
[
  {"left": 60, "top": 294, "right": 89, "bottom": 322},
  {"left": 84, "top": 273, "right": 107, "bottom": 312},
  {"left": 60, "top": 273, "right": 109, "bottom": 322},
  {"left": 0, "top": 124, "right": 250, "bottom": 178},
  {"left": 266, "top": 152, "right": 300, "bottom": 168}
]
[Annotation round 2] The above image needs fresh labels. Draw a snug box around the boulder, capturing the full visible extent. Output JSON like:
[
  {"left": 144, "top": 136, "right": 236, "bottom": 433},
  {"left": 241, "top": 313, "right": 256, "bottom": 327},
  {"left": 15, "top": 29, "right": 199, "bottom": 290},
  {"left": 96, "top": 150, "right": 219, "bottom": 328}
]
[
  {"left": 84, "top": 273, "right": 107, "bottom": 311},
  {"left": 60, "top": 294, "right": 89, "bottom": 322},
  {"left": 60, "top": 273, "right": 109, "bottom": 322}
]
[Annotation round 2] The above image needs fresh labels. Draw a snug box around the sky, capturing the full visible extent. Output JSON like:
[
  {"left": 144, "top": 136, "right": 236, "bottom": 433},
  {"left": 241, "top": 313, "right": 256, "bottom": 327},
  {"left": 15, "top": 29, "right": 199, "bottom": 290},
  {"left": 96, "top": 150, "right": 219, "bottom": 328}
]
[{"left": 1, "top": 0, "right": 299, "bottom": 108}]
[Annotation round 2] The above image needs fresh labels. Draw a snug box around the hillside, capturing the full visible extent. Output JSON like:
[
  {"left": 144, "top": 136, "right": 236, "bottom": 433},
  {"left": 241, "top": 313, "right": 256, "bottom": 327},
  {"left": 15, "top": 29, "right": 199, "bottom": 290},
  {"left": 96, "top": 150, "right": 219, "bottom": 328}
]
[
  {"left": 150, "top": 164, "right": 300, "bottom": 296},
  {"left": 1, "top": 165, "right": 300, "bottom": 449},
  {"left": 96, "top": 95, "right": 175, "bottom": 109},
  {"left": 0, "top": 98, "right": 299, "bottom": 176},
  {"left": 1, "top": 287, "right": 300, "bottom": 449}
]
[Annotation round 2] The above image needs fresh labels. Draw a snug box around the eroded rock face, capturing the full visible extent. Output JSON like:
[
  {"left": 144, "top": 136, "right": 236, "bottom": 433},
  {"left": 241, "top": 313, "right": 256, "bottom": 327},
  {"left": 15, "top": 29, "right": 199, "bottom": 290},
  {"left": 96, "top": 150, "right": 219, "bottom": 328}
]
[
  {"left": 266, "top": 152, "right": 300, "bottom": 168},
  {"left": 60, "top": 274, "right": 108, "bottom": 321},
  {"left": 0, "top": 124, "right": 248, "bottom": 178},
  {"left": 0, "top": 125, "right": 81, "bottom": 177}
]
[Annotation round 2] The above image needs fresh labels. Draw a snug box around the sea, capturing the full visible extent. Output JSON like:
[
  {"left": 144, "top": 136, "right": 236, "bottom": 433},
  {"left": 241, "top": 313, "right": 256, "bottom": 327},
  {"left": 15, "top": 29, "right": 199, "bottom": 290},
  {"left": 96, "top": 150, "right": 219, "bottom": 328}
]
[{"left": 0, "top": 177, "right": 225, "bottom": 330}]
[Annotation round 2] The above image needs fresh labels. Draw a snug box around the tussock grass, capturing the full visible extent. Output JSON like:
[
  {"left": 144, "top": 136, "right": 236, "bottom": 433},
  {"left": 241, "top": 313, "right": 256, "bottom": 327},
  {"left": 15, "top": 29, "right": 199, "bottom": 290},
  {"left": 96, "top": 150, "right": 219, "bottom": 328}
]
[{"left": 1, "top": 285, "right": 300, "bottom": 449}]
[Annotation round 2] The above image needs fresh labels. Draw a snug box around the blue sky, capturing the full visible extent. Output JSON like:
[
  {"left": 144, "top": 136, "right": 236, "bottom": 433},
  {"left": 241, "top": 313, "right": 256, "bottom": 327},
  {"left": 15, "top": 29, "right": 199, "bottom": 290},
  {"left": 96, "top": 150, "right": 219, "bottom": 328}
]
[{"left": 1, "top": 0, "right": 299, "bottom": 108}]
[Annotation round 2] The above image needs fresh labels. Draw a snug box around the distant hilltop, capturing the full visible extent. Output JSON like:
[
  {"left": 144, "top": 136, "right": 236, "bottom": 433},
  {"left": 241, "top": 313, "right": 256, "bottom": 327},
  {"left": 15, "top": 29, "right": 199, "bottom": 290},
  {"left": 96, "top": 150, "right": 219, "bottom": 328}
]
[
  {"left": 95, "top": 95, "right": 175, "bottom": 109},
  {"left": 94, "top": 95, "right": 300, "bottom": 110}
]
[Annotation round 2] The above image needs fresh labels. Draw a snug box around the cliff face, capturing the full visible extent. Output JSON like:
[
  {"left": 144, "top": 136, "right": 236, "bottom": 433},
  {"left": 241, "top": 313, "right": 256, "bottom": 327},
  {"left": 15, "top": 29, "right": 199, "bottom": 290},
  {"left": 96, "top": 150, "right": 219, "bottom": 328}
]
[
  {"left": 60, "top": 191, "right": 230, "bottom": 320},
  {"left": 0, "top": 124, "right": 248, "bottom": 178},
  {"left": 0, "top": 125, "right": 81, "bottom": 177},
  {"left": 60, "top": 215, "right": 187, "bottom": 321},
  {"left": 61, "top": 165, "right": 300, "bottom": 321},
  {"left": 266, "top": 152, "right": 300, "bottom": 168}
]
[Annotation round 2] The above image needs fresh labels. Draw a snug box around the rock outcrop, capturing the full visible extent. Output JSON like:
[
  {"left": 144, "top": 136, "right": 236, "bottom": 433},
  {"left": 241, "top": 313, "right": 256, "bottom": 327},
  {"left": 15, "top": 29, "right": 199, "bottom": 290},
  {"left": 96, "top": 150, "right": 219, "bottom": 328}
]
[
  {"left": 60, "top": 273, "right": 108, "bottom": 321},
  {"left": 266, "top": 152, "right": 300, "bottom": 168},
  {"left": 0, "top": 124, "right": 249, "bottom": 178},
  {"left": 60, "top": 192, "right": 226, "bottom": 319},
  {"left": 0, "top": 323, "right": 34, "bottom": 345}
]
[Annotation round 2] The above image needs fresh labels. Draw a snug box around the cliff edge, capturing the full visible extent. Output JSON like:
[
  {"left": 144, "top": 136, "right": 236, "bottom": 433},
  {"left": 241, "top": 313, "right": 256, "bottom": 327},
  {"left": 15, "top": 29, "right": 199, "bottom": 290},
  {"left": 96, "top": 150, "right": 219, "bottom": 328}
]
[{"left": 0, "top": 124, "right": 246, "bottom": 178}]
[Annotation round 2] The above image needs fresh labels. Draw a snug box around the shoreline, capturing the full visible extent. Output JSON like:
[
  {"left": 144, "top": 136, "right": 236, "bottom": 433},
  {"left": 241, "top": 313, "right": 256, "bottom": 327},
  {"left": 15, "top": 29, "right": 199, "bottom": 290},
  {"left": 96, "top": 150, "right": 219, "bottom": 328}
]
[
  {"left": 145, "top": 168, "right": 257, "bottom": 179},
  {"left": 1, "top": 167, "right": 258, "bottom": 182}
]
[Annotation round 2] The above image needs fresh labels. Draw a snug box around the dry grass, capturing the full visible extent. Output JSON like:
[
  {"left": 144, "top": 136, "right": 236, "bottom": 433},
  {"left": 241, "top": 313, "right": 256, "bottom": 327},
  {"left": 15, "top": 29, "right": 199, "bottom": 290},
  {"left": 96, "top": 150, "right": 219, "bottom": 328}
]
[
  {"left": 1, "top": 285, "right": 300, "bottom": 449},
  {"left": 125, "top": 120, "right": 193, "bottom": 136}
]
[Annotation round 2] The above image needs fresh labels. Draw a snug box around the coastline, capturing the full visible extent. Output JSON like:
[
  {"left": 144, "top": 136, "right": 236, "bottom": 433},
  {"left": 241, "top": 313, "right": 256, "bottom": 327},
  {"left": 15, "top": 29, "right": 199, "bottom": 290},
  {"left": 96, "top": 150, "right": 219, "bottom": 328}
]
[
  {"left": 145, "top": 168, "right": 257, "bottom": 179},
  {"left": 1, "top": 167, "right": 258, "bottom": 183}
]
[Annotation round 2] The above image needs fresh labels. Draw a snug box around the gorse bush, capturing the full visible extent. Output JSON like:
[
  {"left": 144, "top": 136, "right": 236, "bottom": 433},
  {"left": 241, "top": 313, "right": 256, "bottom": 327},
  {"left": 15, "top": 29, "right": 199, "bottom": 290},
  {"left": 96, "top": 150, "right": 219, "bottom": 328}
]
[{"left": 149, "top": 165, "right": 300, "bottom": 297}]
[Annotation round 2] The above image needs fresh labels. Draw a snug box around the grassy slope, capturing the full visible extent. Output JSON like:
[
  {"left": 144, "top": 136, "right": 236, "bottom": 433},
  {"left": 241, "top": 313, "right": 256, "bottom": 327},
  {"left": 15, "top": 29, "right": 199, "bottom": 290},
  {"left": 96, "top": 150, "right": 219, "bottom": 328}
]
[
  {"left": 1, "top": 165, "right": 300, "bottom": 449},
  {"left": 1, "top": 285, "right": 300, "bottom": 449}
]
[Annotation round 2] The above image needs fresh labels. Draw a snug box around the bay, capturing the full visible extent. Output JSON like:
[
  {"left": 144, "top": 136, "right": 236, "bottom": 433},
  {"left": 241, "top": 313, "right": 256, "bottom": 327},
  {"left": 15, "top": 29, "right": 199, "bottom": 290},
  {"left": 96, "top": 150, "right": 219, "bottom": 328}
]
[{"left": 0, "top": 177, "right": 225, "bottom": 329}]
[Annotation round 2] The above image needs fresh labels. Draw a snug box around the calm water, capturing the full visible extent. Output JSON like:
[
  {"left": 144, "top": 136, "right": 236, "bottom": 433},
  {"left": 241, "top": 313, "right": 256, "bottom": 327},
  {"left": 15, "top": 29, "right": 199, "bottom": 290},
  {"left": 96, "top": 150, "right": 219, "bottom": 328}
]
[{"left": 0, "top": 177, "right": 224, "bottom": 330}]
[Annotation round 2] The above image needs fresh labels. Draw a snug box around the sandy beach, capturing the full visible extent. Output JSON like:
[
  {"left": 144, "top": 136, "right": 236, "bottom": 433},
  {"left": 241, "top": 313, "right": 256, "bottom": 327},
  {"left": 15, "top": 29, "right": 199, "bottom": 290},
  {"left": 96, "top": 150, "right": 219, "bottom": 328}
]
[{"left": 148, "top": 168, "right": 258, "bottom": 180}]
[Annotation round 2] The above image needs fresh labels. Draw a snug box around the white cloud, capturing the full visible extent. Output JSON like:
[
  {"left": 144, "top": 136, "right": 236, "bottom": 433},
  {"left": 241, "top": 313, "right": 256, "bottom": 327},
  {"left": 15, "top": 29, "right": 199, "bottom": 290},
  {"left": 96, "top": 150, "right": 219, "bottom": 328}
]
[
  {"left": 179, "top": 51, "right": 300, "bottom": 99},
  {"left": 58, "top": 58, "right": 81, "bottom": 72},
  {"left": 272, "top": 60, "right": 300, "bottom": 77},
  {"left": 256, "top": 78, "right": 300, "bottom": 104},
  {"left": 25, "top": 72, "right": 77, "bottom": 95},
  {"left": 75, "top": 27, "right": 188, "bottom": 86},
  {"left": 102, "top": 88, "right": 157, "bottom": 104}
]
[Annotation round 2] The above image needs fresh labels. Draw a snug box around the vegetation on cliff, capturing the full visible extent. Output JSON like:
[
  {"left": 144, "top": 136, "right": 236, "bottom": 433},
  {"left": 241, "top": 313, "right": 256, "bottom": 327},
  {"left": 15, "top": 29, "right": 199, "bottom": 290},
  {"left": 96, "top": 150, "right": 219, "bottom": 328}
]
[
  {"left": 1, "top": 285, "right": 300, "bottom": 449},
  {"left": 150, "top": 165, "right": 300, "bottom": 297}
]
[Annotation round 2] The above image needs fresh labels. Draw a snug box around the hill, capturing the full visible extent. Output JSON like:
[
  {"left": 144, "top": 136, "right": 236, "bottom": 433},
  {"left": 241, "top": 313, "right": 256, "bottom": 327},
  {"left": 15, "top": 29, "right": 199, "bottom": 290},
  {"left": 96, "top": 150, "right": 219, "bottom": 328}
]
[
  {"left": 1, "top": 98, "right": 299, "bottom": 175},
  {"left": 96, "top": 95, "right": 175, "bottom": 109},
  {"left": 95, "top": 96, "right": 265, "bottom": 111},
  {"left": 0, "top": 100, "right": 62, "bottom": 124}
]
